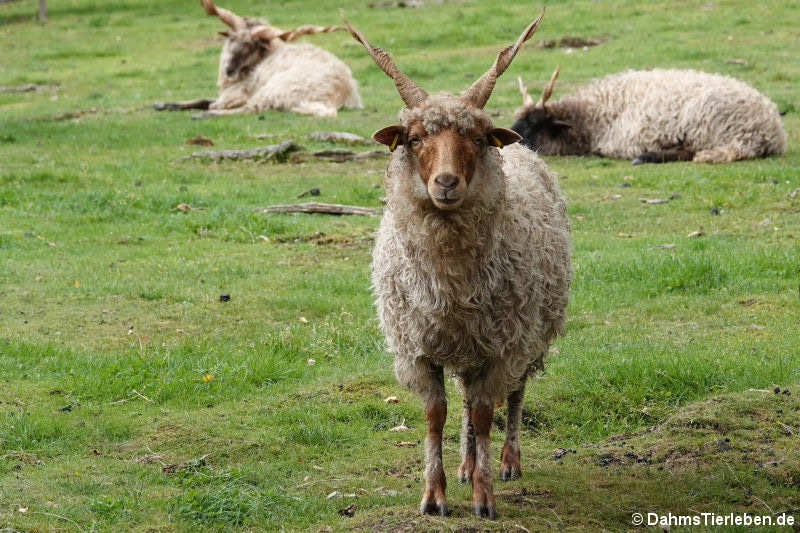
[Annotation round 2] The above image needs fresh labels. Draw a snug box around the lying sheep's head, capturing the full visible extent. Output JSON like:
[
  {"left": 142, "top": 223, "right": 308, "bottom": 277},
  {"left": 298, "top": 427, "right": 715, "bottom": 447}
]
[
  {"left": 511, "top": 68, "right": 582, "bottom": 155},
  {"left": 343, "top": 11, "right": 545, "bottom": 211},
  {"left": 202, "top": 0, "right": 345, "bottom": 83}
]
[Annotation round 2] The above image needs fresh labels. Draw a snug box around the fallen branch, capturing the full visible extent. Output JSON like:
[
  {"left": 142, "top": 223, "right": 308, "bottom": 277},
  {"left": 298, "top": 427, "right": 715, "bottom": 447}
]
[
  {"left": 0, "top": 83, "right": 58, "bottom": 93},
  {"left": 259, "top": 202, "right": 380, "bottom": 216},
  {"left": 312, "top": 149, "right": 387, "bottom": 162},
  {"left": 640, "top": 197, "right": 669, "bottom": 204},
  {"left": 177, "top": 141, "right": 301, "bottom": 163}
]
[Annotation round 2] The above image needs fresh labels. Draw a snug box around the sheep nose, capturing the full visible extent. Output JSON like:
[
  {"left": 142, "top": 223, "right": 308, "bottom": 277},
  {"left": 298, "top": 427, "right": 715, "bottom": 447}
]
[{"left": 433, "top": 173, "right": 459, "bottom": 189}]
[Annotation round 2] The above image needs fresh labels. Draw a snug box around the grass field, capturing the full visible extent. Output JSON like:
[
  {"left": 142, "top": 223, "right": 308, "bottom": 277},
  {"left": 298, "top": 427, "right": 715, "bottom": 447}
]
[{"left": 1, "top": 0, "right": 799, "bottom": 531}]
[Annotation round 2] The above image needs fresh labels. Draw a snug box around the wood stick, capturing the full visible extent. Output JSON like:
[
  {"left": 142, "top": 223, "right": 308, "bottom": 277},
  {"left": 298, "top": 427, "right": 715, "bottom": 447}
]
[
  {"left": 177, "top": 141, "right": 301, "bottom": 162},
  {"left": 312, "top": 149, "right": 387, "bottom": 162},
  {"left": 259, "top": 202, "right": 380, "bottom": 216}
]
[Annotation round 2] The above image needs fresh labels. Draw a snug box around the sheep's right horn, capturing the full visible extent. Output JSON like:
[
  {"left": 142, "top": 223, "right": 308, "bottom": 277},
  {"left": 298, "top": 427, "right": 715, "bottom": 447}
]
[
  {"left": 537, "top": 65, "right": 560, "bottom": 108},
  {"left": 462, "top": 8, "right": 545, "bottom": 109},
  {"left": 278, "top": 25, "right": 346, "bottom": 42},
  {"left": 518, "top": 76, "right": 534, "bottom": 108},
  {"left": 341, "top": 13, "right": 428, "bottom": 108},
  {"left": 201, "top": 0, "right": 244, "bottom": 31}
]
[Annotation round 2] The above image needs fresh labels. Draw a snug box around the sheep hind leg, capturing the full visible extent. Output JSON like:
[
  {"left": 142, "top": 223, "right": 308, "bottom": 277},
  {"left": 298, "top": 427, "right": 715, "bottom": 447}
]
[
  {"left": 500, "top": 378, "right": 526, "bottom": 481},
  {"left": 290, "top": 102, "right": 338, "bottom": 117},
  {"left": 419, "top": 365, "right": 448, "bottom": 517},
  {"left": 457, "top": 394, "right": 475, "bottom": 484},
  {"left": 693, "top": 145, "right": 749, "bottom": 163},
  {"left": 153, "top": 98, "right": 215, "bottom": 111},
  {"left": 470, "top": 401, "right": 496, "bottom": 519}
]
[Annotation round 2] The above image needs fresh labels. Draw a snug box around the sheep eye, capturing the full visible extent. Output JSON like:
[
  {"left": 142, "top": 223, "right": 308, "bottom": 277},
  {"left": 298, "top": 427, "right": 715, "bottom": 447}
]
[
  {"left": 474, "top": 137, "right": 485, "bottom": 146},
  {"left": 409, "top": 136, "right": 422, "bottom": 146}
]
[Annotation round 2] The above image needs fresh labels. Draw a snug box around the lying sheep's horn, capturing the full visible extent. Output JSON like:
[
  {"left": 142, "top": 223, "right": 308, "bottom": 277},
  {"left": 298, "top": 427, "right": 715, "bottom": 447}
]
[
  {"left": 201, "top": 0, "right": 244, "bottom": 31},
  {"left": 278, "top": 25, "right": 346, "bottom": 42},
  {"left": 518, "top": 76, "right": 534, "bottom": 108},
  {"left": 341, "top": 13, "right": 428, "bottom": 108},
  {"left": 462, "top": 7, "right": 545, "bottom": 109},
  {"left": 537, "top": 65, "right": 560, "bottom": 108}
]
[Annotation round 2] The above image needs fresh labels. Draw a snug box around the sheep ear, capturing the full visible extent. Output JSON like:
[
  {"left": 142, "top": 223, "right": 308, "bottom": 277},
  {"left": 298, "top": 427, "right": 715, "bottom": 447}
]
[
  {"left": 487, "top": 128, "right": 522, "bottom": 147},
  {"left": 373, "top": 125, "right": 405, "bottom": 151},
  {"left": 218, "top": 30, "right": 230, "bottom": 38},
  {"left": 251, "top": 26, "right": 279, "bottom": 42}
]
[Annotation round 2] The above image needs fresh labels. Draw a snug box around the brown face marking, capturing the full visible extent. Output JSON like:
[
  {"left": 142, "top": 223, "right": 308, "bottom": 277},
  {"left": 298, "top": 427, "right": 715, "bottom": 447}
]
[{"left": 406, "top": 121, "right": 486, "bottom": 210}]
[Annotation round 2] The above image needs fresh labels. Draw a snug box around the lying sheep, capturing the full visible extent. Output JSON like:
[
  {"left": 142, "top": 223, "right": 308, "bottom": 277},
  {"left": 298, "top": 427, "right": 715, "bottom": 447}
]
[
  {"left": 345, "top": 10, "right": 571, "bottom": 518},
  {"left": 156, "top": 0, "right": 362, "bottom": 117},
  {"left": 512, "top": 67, "right": 786, "bottom": 164}
]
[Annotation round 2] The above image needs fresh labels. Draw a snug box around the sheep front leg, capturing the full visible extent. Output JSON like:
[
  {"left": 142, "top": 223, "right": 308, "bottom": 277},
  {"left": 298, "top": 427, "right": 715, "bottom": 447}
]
[
  {"left": 418, "top": 363, "right": 448, "bottom": 516},
  {"left": 457, "top": 394, "right": 475, "bottom": 484},
  {"left": 470, "top": 400, "right": 496, "bottom": 519},
  {"left": 500, "top": 380, "right": 525, "bottom": 481}
]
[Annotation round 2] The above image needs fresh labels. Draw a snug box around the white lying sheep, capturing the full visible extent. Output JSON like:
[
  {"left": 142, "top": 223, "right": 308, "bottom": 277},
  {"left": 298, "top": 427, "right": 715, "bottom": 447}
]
[
  {"left": 345, "top": 10, "right": 571, "bottom": 519},
  {"left": 157, "top": 0, "right": 362, "bottom": 117},
  {"left": 512, "top": 68, "right": 786, "bottom": 164}
]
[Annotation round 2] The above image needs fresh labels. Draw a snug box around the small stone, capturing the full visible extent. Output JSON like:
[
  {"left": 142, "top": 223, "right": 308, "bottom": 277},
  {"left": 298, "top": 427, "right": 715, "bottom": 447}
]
[
  {"left": 710, "top": 207, "right": 720, "bottom": 215},
  {"left": 310, "top": 187, "right": 320, "bottom": 196},
  {"left": 620, "top": 183, "right": 631, "bottom": 188},
  {"left": 774, "top": 387, "right": 781, "bottom": 394},
  {"left": 219, "top": 293, "right": 231, "bottom": 302}
]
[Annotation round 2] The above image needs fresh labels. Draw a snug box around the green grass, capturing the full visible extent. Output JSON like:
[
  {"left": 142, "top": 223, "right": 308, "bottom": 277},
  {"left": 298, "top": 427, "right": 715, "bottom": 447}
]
[{"left": 1, "top": 0, "right": 799, "bottom": 530}]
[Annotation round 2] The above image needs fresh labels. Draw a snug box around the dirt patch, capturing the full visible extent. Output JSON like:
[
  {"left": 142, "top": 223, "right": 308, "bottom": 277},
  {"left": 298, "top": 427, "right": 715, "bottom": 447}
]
[
  {"left": 274, "top": 231, "right": 374, "bottom": 247},
  {"left": 538, "top": 36, "right": 605, "bottom": 48}
]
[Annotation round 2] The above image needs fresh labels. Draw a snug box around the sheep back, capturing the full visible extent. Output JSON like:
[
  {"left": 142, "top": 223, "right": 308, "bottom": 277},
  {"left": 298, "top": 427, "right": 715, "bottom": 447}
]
[{"left": 569, "top": 69, "right": 785, "bottom": 159}]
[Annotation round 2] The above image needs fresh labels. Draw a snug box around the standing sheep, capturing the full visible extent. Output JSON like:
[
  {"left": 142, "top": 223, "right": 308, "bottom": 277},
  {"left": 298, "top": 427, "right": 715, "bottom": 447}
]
[
  {"left": 345, "top": 10, "right": 571, "bottom": 518},
  {"left": 156, "top": 0, "right": 362, "bottom": 117},
  {"left": 512, "top": 68, "right": 786, "bottom": 164}
]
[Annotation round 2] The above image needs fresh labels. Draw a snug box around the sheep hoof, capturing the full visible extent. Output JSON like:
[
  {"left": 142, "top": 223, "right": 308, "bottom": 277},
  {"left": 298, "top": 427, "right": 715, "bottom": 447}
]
[
  {"left": 420, "top": 500, "right": 448, "bottom": 517},
  {"left": 472, "top": 503, "right": 496, "bottom": 520},
  {"left": 499, "top": 464, "right": 521, "bottom": 481}
]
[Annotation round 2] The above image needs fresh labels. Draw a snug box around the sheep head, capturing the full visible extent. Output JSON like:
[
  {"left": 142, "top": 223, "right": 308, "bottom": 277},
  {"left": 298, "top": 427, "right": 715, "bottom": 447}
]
[
  {"left": 203, "top": 0, "right": 345, "bottom": 83},
  {"left": 343, "top": 11, "right": 545, "bottom": 210},
  {"left": 512, "top": 67, "right": 583, "bottom": 155}
]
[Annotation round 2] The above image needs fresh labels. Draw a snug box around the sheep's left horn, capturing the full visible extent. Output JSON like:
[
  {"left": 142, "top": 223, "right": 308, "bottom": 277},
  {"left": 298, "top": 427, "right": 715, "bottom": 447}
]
[
  {"left": 462, "top": 8, "right": 545, "bottom": 109},
  {"left": 341, "top": 13, "right": 428, "bottom": 108},
  {"left": 278, "top": 25, "right": 346, "bottom": 42},
  {"left": 201, "top": 0, "right": 244, "bottom": 31},
  {"left": 518, "top": 76, "right": 534, "bottom": 108},
  {"left": 537, "top": 65, "right": 560, "bottom": 108}
]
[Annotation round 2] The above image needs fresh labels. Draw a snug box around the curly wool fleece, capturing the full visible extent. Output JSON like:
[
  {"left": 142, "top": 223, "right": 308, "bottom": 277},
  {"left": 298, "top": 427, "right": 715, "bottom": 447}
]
[
  {"left": 372, "top": 95, "right": 571, "bottom": 402},
  {"left": 399, "top": 93, "right": 493, "bottom": 134}
]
